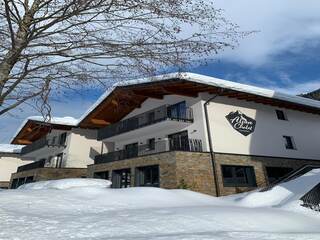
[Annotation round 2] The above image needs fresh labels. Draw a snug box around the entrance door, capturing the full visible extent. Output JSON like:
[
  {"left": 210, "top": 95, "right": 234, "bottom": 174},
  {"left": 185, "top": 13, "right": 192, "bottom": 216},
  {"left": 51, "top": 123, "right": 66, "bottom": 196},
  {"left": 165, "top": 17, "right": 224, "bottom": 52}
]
[
  {"left": 169, "top": 131, "right": 189, "bottom": 151},
  {"left": 112, "top": 168, "right": 131, "bottom": 188}
]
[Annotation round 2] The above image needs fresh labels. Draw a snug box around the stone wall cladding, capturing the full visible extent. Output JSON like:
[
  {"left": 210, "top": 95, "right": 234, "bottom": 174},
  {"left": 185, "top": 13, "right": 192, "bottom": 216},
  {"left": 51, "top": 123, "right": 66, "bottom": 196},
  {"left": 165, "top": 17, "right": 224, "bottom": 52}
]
[
  {"left": 0, "top": 181, "right": 9, "bottom": 188},
  {"left": 10, "top": 168, "right": 87, "bottom": 188},
  {"left": 214, "top": 153, "right": 320, "bottom": 196},
  {"left": 88, "top": 151, "right": 320, "bottom": 196},
  {"left": 174, "top": 152, "right": 216, "bottom": 195},
  {"left": 87, "top": 152, "right": 178, "bottom": 189}
]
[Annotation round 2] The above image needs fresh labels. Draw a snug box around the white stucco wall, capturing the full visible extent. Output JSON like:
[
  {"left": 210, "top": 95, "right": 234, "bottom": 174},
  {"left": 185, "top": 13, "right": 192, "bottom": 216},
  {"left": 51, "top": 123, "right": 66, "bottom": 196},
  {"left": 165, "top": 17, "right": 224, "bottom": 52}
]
[
  {"left": 206, "top": 95, "right": 320, "bottom": 160},
  {"left": 0, "top": 154, "right": 33, "bottom": 182},
  {"left": 21, "top": 128, "right": 101, "bottom": 168},
  {"left": 65, "top": 128, "right": 101, "bottom": 168}
]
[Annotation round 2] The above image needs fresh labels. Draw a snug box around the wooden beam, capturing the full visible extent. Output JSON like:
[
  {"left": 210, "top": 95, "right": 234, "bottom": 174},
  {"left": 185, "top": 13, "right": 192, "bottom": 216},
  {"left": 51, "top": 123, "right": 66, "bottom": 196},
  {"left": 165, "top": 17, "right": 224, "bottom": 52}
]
[
  {"left": 132, "top": 90, "right": 164, "bottom": 99},
  {"left": 162, "top": 86, "right": 198, "bottom": 97},
  {"left": 17, "top": 139, "right": 32, "bottom": 145},
  {"left": 90, "top": 119, "right": 110, "bottom": 126}
]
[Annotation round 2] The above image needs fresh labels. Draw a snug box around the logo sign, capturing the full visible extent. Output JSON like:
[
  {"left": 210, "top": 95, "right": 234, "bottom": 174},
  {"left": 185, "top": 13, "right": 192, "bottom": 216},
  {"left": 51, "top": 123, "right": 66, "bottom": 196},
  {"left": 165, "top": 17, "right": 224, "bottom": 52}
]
[{"left": 226, "top": 111, "right": 256, "bottom": 136}]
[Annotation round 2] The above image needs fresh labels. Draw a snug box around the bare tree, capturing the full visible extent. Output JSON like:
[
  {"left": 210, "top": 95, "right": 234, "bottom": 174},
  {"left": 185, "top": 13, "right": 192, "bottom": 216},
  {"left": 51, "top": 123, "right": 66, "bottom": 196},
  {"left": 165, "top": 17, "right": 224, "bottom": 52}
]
[{"left": 0, "top": 0, "right": 244, "bottom": 117}]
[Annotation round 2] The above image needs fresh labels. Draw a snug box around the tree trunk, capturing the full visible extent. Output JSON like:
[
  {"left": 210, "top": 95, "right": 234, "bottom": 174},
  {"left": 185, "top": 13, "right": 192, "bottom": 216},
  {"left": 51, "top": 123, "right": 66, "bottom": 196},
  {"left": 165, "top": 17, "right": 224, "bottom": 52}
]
[{"left": 0, "top": 0, "right": 41, "bottom": 102}]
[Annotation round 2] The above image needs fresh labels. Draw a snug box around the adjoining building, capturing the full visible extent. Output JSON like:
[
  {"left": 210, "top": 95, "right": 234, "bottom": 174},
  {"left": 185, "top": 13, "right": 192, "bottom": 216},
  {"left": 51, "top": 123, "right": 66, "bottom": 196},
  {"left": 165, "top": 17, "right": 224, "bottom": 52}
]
[
  {"left": 9, "top": 116, "right": 101, "bottom": 189},
  {"left": 0, "top": 144, "right": 33, "bottom": 189},
  {"left": 78, "top": 72, "right": 320, "bottom": 196}
]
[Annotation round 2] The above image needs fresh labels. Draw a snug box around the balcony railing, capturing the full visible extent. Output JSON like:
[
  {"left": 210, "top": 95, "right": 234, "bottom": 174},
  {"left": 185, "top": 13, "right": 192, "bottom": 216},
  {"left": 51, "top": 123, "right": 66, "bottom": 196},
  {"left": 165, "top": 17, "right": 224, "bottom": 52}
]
[
  {"left": 97, "top": 104, "right": 193, "bottom": 140},
  {"left": 21, "top": 135, "right": 66, "bottom": 155},
  {"left": 17, "top": 159, "right": 46, "bottom": 172},
  {"left": 94, "top": 138, "right": 202, "bottom": 164}
]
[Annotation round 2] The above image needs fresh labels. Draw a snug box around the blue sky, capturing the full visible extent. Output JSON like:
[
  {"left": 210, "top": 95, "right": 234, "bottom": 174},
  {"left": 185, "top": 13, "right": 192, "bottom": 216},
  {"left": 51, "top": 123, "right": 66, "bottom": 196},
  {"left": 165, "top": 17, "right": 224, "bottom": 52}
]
[{"left": 1, "top": 0, "right": 320, "bottom": 143}]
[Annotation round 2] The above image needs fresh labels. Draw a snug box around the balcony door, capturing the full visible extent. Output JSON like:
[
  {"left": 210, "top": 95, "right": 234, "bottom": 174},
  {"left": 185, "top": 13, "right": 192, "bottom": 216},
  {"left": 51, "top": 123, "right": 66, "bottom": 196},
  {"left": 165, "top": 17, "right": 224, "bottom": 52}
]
[
  {"left": 55, "top": 153, "right": 63, "bottom": 168},
  {"left": 169, "top": 131, "right": 189, "bottom": 151},
  {"left": 125, "top": 142, "right": 139, "bottom": 159},
  {"left": 167, "top": 101, "right": 186, "bottom": 119}
]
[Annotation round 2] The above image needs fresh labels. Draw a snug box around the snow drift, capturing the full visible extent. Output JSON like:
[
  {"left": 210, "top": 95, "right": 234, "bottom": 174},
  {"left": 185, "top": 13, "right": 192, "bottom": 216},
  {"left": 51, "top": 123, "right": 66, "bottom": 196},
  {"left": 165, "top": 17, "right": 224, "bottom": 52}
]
[
  {"left": 18, "top": 178, "right": 112, "bottom": 190},
  {"left": 0, "top": 169, "right": 319, "bottom": 240},
  {"left": 236, "top": 168, "right": 320, "bottom": 208}
]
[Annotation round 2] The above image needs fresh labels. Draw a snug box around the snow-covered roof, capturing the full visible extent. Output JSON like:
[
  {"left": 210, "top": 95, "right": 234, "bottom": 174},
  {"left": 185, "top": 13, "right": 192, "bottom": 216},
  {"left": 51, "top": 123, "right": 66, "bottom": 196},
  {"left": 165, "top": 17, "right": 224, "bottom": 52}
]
[
  {"left": 78, "top": 72, "right": 320, "bottom": 123},
  {"left": 11, "top": 116, "right": 78, "bottom": 144},
  {"left": 0, "top": 144, "right": 23, "bottom": 154}
]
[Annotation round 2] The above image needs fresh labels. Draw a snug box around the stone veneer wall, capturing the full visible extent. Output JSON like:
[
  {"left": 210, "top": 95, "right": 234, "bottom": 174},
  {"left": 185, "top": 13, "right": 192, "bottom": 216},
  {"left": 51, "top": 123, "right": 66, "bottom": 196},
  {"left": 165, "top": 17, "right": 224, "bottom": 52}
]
[
  {"left": 10, "top": 168, "right": 87, "bottom": 188},
  {"left": 88, "top": 151, "right": 320, "bottom": 196},
  {"left": 87, "top": 151, "right": 216, "bottom": 194},
  {"left": 214, "top": 153, "right": 320, "bottom": 196},
  {"left": 0, "top": 181, "right": 9, "bottom": 189}
]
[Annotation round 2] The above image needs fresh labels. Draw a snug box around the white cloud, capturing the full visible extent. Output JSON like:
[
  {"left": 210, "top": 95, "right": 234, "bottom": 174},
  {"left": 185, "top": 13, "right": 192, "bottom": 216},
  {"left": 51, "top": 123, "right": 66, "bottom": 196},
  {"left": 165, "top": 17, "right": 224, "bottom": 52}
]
[
  {"left": 214, "top": 0, "right": 320, "bottom": 66},
  {"left": 273, "top": 80, "right": 320, "bottom": 95}
]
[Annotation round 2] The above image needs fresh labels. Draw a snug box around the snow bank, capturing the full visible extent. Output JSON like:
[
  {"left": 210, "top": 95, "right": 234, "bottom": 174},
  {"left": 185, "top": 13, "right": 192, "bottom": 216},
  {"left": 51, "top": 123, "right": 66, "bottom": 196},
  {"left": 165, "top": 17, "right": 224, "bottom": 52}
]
[
  {"left": 236, "top": 169, "right": 320, "bottom": 208},
  {"left": 18, "top": 178, "right": 111, "bottom": 190},
  {"left": 0, "top": 144, "right": 23, "bottom": 153},
  {"left": 0, "top": 174, "right": 320, "bottom": 240}
]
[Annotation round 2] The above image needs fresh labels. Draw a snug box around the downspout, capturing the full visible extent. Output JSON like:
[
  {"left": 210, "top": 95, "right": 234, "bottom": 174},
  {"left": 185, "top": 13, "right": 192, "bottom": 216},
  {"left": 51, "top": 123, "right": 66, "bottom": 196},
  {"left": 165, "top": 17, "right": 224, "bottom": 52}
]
[{"left": 203, "top": 90, "right": 224, "bottom": 197}]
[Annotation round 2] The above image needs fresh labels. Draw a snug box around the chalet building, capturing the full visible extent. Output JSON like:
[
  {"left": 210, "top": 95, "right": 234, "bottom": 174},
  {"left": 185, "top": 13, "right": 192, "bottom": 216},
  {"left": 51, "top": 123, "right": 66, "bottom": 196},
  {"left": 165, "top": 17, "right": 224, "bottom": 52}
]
[
  {"left": 0, "top": 144, "right": 33, "bottom": 189},
  {"left": 9, "top": 117, "right": 101, "bottom": 189},
  {"left": 79, "top": 72, "right": 320, "bottom": 196}
]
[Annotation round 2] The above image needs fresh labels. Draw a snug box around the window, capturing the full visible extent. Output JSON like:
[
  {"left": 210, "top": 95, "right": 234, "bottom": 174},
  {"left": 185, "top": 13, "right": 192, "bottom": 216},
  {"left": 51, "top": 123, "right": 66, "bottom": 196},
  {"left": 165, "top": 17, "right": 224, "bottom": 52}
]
[
  {"left": 266, "top": 167, "right": 293, "bottom": 184},
  {"left": 147, "top": 138, "right": 155, "bottom": 151},
  {"left": 135, "top": 165, "right": 159, "bottom": 187},
  {"left": 112, "top": 168, "right": 131, "bottom": 188},
  {"left": 283, "top": 136, "right": 296, "bottom": 150},
  {"left": 51, "top": 136, "right": 57, "bottom": 146},
  {"left": 17, "top": 178, "right": 26, "bottom": 188},
  {"left": 25, "top": 176, "right": 34, "bottom": 184},
  {"left": 11, "top": 179, "right": 18, "bottom": 189},
  {"left": 148, "top": 111, "right": 155, "bottom": 123},
  {"left": 221, "top": 165, "right": 257, "bottom": 187},
  {"left": 276, "top": 110, "right": 287, "bottom": 121},
  {"left": 94, "top": 171, "right": 109, "bottom": 180},
  {"left": 59, "top": 132, "right": 67, "bottom": 146}
]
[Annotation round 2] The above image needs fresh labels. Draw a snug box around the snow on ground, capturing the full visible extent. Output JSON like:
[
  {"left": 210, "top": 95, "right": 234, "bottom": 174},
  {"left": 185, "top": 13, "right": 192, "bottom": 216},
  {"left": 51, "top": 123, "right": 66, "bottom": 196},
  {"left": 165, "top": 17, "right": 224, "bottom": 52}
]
[
  {"left": 18, "top": 178, "right": 112, "bottom": 190},
  {"left": 0, "top": 170, "right": 319, "bottom": 240}
]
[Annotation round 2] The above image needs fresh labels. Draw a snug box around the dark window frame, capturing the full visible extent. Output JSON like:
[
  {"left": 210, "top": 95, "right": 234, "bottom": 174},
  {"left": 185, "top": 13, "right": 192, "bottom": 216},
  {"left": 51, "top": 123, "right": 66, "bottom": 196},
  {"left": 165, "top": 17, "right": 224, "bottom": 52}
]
[
  {"left": 283, "top": 135, "right": 296, "bottom": 150},
  {"left": 93, "top": 170, "right": 109, "bottom": 180},
  {"left": 135, "top": 165, "right": 160, "bottom": 187},
  {"left": 266, "top": 166, "right": 293, "bottom": 184},
  {"left": 221, "top": 165, "right": 257, "bottom": 187},
  {"left": 276, "top": 110, "right": 288, "bottom": 121},
  {"left": 59, "top": 132, "right": 67, "bottom": 146}
]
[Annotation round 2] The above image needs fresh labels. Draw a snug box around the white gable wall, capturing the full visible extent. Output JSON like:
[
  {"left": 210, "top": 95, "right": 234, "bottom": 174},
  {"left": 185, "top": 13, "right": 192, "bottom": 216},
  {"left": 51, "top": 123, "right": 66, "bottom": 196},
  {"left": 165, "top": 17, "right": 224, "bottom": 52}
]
[{"left": 206, "top": 95, "right": 320, "bottom": 160}]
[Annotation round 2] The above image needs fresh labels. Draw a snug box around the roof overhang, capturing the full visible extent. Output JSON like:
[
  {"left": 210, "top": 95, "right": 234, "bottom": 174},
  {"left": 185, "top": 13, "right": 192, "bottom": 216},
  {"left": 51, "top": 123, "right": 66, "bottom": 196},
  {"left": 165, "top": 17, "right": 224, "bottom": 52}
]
[
  {"left": 79, "top": 73, "right": 320, "bottom": 129},
  {"left": 11, "top": 119, "right": 75, "bottom": 145}
]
